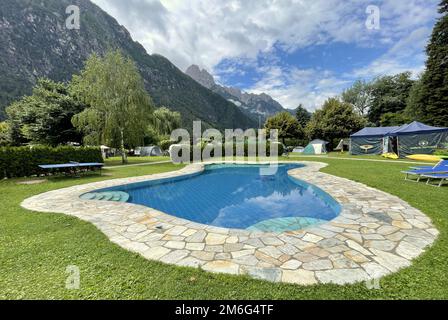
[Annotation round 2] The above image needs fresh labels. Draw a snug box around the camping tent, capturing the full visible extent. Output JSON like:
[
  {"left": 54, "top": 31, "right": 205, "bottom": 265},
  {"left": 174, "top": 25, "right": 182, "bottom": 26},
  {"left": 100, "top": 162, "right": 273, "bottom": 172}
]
[
  {"left": 350, "top": 121, "right": 448, "bottom": 157},
  {"left": 387, "top": 121, "right": 448, "bottom": 157},
  {"left": 292, "top": 146, "right": 305, "bottom": 153},
  {"left": 335, "top": 139, "right": 350, "bottom": 152},
  {"left": 100, "top": 145, "right": 110, "bottom": 158},
  {"left": 135, "top": 146, "right": 162, "bottom": 157},
  {"left": 303, "top": 139, "right": 328, "bottom": 155},
  {"left": 350, "top": 126, "right": 400, "bottom": 155}
]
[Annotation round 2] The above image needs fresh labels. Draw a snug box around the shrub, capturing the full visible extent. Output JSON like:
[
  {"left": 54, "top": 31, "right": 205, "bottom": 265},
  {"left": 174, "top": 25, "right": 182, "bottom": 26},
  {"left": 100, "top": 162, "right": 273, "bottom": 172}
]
[
  {"left": 169, "top": 141, "right": 284, "bottom": 163},
  {"left": 159, "top": 139, "right": 176, "bottom": 151},
  {"left": 434, "top": 149, "right": 448, "bottom": 157},
  {"left": 0, "top": 146, "right": 103, "bottom": 179}
]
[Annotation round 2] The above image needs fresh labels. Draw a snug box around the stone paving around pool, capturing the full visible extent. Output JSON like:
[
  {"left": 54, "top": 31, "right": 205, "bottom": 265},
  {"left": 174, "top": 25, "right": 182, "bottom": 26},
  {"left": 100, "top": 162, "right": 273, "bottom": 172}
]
[{"left": 21, "top": 161, "right": 439, "bottom": 285}]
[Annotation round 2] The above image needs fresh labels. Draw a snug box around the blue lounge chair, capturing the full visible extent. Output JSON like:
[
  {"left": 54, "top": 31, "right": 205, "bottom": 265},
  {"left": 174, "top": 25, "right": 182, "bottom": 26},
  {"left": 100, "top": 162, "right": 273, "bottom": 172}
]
[
  {"left": 421, "top": 173, "right": 448, "bottom": 187},
  {"left": 408, "top": 165, "right": 436, "bottom": 170},
  {"left": 402, "top": 160, "right": 448, "bottom": 182},
  {"left": 408, "top": 159, "right": 448, "bottom": 170}
]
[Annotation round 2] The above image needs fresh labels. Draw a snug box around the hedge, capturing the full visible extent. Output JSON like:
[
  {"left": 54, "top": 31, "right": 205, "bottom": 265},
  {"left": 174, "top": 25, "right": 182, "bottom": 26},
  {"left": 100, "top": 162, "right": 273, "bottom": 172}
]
[
  {"left": 434, "top": 149, "right": 448, "bottom": 157},
  {"left": 170, "top": 141, "right": 284, "bottom": 163},
  {"left": 0, "top": 146, "right": 103, "bottom": 179}
]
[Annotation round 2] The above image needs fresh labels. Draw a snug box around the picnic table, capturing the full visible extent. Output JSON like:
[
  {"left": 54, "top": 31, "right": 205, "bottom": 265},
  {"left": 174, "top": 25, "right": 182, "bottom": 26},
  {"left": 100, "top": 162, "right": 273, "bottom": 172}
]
[{"left": 38, "top": 162, "right": 104, "bottom": 177}]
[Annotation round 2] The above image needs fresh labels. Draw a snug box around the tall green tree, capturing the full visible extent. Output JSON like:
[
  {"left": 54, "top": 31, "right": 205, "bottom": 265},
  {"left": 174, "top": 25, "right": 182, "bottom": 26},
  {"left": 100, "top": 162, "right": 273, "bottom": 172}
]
[
  {"left": 341, "top": 80, "right": 372, "bottom": 117},
  {"left": 380, "top": 112, "right": 410, "bottom": 126},
  {"left": 0, "top": 121, "right": 10, "bottom": 146},
  {"left": 5, "top": 78, "right": 85, "bottom": 146},
  {"left": 305, "top": 98, "right": 366, "bottom": 147},
  {"left": 295, "top": 104, "right": 311, "bottom": 127},
  {"left": 143, "top": 107, "right": 181, "bottom": 145},
  {"left": 152, "top": 107, "right": 181, "bottom": 136},
  {"left": 367, "top": 72, "right": 415, "bottom": 125},
  {"left": 264, "top": 112, "right": 303, "bottom": 144},
  {"left": 405, "top": 0, "right": 448, "bottom": 126},
  {"left": 405, "top": 77, "right": 426, "bottom": 120},
  {"left": 71, "top": 50, "right": 154, "bottom": 164}
]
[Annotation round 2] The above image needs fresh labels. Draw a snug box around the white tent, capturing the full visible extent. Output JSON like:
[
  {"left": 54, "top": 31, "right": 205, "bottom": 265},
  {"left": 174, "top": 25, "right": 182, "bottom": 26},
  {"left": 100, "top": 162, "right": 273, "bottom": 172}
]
[{"left": 100, "top": 145, "right": 110, "bottom": 158}]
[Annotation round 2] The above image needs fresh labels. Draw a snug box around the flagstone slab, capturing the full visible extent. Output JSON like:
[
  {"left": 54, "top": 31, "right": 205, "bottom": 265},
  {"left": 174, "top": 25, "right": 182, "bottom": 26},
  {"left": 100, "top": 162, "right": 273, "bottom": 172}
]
[
  {"left": 21, "top": 161, "right": 438, "bottom": 285},
  {"left": 315, "top": 268, "right": 369, "bottom": 285}
]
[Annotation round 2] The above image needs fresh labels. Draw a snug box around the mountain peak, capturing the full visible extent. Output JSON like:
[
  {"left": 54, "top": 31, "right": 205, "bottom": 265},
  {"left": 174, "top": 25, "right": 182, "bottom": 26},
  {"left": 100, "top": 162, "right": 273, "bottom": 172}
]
[
  {"left": 185, "top": 65, "right": 215, "bottom": 89},
  {"left": 185, "top": 64, "right": 286, "bottom": 123}
]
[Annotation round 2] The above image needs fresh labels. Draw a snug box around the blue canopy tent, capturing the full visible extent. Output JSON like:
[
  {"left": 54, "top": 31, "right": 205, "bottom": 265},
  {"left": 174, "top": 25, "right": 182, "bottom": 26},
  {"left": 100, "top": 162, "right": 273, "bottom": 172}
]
[
  {"left": 350, "top": 122, "right": 448, "bottom": 157},
  {"left": 386, "top": 121, "right": 448, "bottom": 157},
  {"left": 350, "top": 126, "right": 400, "bottom": 155}
]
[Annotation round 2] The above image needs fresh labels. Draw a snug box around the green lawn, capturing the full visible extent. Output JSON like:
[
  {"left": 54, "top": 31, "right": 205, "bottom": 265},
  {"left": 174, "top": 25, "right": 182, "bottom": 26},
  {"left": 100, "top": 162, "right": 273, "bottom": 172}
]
[
  {"left": 1, "top": 157, "right": 447, "bottom": 299},
  {"left": 104, "top": 156, "right": 170, "bottom": 167},
  {"left": 289, "top": 151, "right": 440, "bottom": 163}
]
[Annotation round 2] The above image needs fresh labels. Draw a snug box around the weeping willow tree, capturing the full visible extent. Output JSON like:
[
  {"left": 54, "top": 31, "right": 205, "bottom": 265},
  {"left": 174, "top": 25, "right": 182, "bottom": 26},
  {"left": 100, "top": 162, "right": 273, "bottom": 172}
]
[
  {"left": 71, "top": 50, "right": 154, "bottom": 164},
  {"left": 153, "top": 107, "right": 181, "bottom": 136}
]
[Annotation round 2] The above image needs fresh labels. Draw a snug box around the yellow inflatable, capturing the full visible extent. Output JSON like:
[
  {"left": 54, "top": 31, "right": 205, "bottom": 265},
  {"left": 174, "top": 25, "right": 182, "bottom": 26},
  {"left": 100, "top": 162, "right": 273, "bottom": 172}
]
[
  {"left": 382, "top": 152, "right": 399, "bottom": 159},
  {"left": 406, "top": 154, "right": 441, "bottom": 162}
]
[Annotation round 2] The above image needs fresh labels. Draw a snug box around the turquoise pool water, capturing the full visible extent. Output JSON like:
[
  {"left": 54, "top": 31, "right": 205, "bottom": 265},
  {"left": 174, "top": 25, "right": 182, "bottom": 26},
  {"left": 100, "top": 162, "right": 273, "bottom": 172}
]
[{"left": 94, "top": 164, "right": 340, "bottom": 232}]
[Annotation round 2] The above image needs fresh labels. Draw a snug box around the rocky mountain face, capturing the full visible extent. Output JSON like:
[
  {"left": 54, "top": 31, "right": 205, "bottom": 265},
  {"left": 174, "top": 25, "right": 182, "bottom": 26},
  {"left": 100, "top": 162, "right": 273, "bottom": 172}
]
[
  {"left": 0, "top": 0, "right": 257, "bottom": 130},
  {"left": 185, "top": 65, "right": 286, "bottom": 124}
]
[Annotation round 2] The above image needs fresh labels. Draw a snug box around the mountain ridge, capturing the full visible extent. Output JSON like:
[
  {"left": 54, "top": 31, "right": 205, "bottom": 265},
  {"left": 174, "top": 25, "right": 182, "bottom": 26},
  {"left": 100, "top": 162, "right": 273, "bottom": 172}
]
[
  {"left": 185, "top": 64, "right": 287, "bottom": 124},
  {"left": 0, "top": 0, "right": 257, "bottom": 130}
]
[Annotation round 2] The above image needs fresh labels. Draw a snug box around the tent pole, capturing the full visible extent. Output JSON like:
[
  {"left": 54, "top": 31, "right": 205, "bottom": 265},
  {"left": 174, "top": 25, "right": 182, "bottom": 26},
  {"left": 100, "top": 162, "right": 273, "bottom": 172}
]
[{"left": 397, "top": 136, "right": 400, "bottom": 158}]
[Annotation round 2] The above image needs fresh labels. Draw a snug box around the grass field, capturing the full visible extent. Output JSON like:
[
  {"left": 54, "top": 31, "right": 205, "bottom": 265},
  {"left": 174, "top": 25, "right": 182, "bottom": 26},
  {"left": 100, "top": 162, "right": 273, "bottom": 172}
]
[
  {"left": 289, "top": 152, "right": 440, "bottom": 163},
  {"left": 1, "top": 156, "right": 447, "bottom": 299}
]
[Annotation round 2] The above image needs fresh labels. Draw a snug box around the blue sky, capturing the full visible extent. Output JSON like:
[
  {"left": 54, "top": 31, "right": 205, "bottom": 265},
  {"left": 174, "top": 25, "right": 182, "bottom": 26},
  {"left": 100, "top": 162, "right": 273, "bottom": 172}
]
[
  {"left": 92, "top": 0, "right": 440, "bottom": 110},
  {"left": 214, "top": 42, "right": 390, "bottom": 88}
]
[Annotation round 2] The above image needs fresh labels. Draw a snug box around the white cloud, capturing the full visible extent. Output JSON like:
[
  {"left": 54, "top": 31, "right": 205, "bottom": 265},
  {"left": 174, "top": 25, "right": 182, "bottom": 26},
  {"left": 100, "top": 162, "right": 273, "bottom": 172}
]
[
  {"left": 247, "top": 66, "right": 351, "bottom": 111},
  {"left": 91, "top": 0, "right": 377, "bottom": 70},
  {"left": 350, "top": 26, "right": 431, "bottom": 79}
]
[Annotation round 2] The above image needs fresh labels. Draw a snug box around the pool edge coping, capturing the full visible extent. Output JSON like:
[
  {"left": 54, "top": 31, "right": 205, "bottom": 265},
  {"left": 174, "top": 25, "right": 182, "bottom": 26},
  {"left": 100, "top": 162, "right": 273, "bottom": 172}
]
[{"left": 21, "top": 160, "right": 439, "bottom": 286}]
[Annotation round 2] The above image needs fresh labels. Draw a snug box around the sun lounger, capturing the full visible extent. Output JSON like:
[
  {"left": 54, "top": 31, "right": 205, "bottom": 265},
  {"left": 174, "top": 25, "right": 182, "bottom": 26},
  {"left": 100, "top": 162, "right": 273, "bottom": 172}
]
[
  {"left": 401, "top": 160, "right": 448, "bottom": 182},
  {"left": 421, "top": 173, "right": 448, "bottom": 187},
  {"left": 408, "top": 166, "right": 436, "bottom": 170}
]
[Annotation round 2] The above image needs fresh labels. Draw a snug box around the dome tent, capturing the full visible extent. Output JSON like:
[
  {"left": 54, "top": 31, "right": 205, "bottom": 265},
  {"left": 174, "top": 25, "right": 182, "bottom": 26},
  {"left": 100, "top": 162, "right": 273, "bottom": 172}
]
[
  {"left": 303, "top": 139, "right": 329, "bottom": 155},
  {"left": 135, "top": 146, "right": 162, "bottom": 157}
]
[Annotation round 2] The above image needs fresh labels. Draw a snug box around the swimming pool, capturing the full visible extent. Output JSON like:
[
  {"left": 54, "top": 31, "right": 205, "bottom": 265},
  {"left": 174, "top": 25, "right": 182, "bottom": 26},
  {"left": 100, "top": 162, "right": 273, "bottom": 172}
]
[{"left": 91, "top": 163, "right": 341, "bottom": 232}]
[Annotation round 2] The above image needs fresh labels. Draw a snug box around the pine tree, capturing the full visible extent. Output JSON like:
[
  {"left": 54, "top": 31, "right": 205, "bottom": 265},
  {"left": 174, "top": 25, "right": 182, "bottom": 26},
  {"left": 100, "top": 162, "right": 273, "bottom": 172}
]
[
  {"left": 295, "top": 104, "right": 311, "bottom": 127},
  {"left": 407, "top": 0, "right": 448, "bottom": 126}
]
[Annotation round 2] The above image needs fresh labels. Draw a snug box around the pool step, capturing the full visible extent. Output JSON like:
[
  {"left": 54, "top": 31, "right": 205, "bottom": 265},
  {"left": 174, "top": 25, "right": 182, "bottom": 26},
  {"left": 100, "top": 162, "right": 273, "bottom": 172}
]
[{"left": 80, "top": 191, "right": 129, "bottom": 202}]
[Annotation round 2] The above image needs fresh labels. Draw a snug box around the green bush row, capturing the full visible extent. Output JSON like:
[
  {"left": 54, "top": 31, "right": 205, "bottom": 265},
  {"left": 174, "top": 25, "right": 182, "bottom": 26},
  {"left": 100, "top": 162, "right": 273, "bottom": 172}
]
[
  {"left": 0, "top": 146, "right": 103, "bottom": 179},
  {"left": 434, "top": 149, "right": 448, "bottom": 157},
  {"left": 170, "top": 141, "right": 284, "bottom": 162}
]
